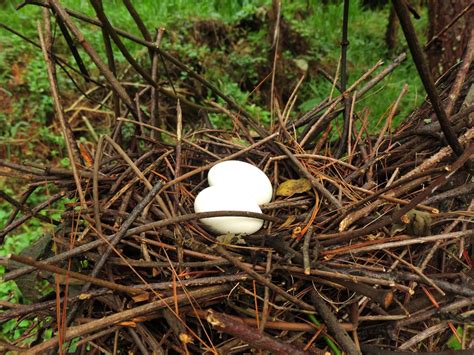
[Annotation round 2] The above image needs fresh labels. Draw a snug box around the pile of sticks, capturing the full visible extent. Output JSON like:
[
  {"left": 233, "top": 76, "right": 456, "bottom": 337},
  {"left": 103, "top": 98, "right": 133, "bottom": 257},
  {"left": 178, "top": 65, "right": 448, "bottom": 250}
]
[{"left": 1, "top": 0, "right": 473, "bottom": 353}]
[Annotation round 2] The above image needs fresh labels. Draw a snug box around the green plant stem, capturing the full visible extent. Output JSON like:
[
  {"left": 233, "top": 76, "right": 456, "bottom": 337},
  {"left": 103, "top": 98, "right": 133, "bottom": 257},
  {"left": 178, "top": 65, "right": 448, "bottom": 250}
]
[{"left": 307, "top": 314, "right": 342, "bottom": 355}]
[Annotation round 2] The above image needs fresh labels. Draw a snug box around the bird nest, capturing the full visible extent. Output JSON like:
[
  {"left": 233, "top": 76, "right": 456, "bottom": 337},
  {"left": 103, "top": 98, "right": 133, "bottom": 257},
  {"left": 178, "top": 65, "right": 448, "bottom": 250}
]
[{"left": 1, "top": 1, "right": 474, "bottom": 353}]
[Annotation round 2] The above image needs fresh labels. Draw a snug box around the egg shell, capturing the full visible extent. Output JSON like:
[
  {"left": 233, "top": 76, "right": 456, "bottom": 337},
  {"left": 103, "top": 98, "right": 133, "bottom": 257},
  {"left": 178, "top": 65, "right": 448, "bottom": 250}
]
[
  {"left": 208, "top": 160, "right": 273, "bottom": 205},
  {"left": 194, "top": 186, "right": 264, "bottom": 235}
]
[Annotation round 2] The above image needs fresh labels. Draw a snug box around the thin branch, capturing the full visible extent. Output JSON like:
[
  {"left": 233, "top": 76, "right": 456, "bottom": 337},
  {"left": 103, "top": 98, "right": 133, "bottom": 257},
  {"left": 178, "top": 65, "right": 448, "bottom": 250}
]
[
  {"left": 392, "top": 0, "right": 463, "bottom": 156},
  {"left": 336, "top": 0, "right": 351, "bottom": 158}
]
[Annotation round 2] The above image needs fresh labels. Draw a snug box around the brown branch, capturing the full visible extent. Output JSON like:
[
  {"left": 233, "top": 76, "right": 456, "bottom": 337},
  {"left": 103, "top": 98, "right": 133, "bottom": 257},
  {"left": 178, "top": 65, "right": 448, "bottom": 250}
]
[
  {"left": 38, "top": 19, "right": 87, "bottom": 209},
  {"left": 214, "top": 245, "right": 315, "bottom": 311},
  {"left": 335, "top": 0, "right": 351, "bottom": 158},
  {"left": 392, "top": 0, "right": 463, "bottom": 156},
  {"left": 0, "top": 191, "right": 64, "bottom": 240},
  {"left": 444, "top": 28, "right": 474, "bottom": 116},
  {"left": 1, "top": 210, "right": 281, "bottom": 282},
  {"left": 150, "top": 28, "right": 165, "bottom": 138},
  {"left": 46, "top": 0, "right": 139, "bottom": 119},
  {"left": 6, "top": 254, "right": 142, "bottom": 295},
  {"left": 425, "top": 2, "right": 474, "bottom": 49},
  {"left": 0, "top": 190, "right": 59, "bottom": 229},
  {"left": 96, "top": 0, "right": 120, "bottom": 120},
  {"left": 26, "top": 285, "right": 230, "bottom": 353},
  {"left": 319, "top": 142, "right": 474, "bottom": 244},
  {"left": 206, "top": 309, "right": 319, "bottom": 355},
  {"left": 20, "top": 0, "right": 272, "bottom": 137},
  {"left": 311, "top": 290, "right": 361, "bottom": 355},
  {"left": 276, "top": 142, "right": 342, "bottom": 210},
  {"left": 331, "top": 279, "right": 393, "bottom": 309}
]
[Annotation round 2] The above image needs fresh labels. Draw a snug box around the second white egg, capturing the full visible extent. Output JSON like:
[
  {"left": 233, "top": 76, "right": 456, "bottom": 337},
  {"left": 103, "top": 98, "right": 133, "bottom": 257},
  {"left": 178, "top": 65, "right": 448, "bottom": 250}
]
[{"left": 208, "top": 160, "right": 273, "bottom": 205}]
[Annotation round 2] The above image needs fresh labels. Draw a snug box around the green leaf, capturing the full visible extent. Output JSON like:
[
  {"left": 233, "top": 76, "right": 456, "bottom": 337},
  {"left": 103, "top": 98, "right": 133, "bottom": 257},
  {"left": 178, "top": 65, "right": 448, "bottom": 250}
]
[{"left": 59, "top": 157, "right": 70, "bottom": 168}]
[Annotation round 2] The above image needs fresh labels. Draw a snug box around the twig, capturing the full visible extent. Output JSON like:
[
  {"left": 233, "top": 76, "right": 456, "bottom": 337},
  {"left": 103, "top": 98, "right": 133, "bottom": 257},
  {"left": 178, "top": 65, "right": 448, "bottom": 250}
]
[
  {"left": 320, "top": 142, "right": 474, "bottom": 243},
  {"left": 92, "top": 136, "right": 104, "bottom": 236},
  {"left": 206, "top": 309, "right": 318, "bottom": 355},
  {"left": 5, "top": 254, "right": 142, "bottom": 295},
  {"left": 150, "top": 28, "right": 165, "bottom": 138},
  {"left": 3, "top": 187, "right": 35, "bottom": 226},
  {"left": 281, "top": 265, "right": 412, "bottom": 294},
  {"left": 38, "top": 19, "right": 87, "bottom": 209},
  {"left": 303, "top": 226, "right": 313, "bottom": 275},
  {"left": 321, "top": 230, "right": 474, "bottom": 256},
  {"left": 214, "top": 245, "right": 315, "bottom": 312},
  {"left": 0, "top": 23, "right": 99, "bottom": 85},
  {"left": 26, "top": 285, "right": 230, "bottom": 353},
  {"left": 104, "top": 135, "right": 172, "bottom": 218},
  {"left": 19, "top": 1, "right": 280, "bottom": 142},
  {"left": 398, "top": 321, "right": 448, "bottom": 350},
  {"left": 347, "top": 269, "right": 474, "bottom": 297},
  {"left": 362, "top": 344, "right": 474, "bottom": 355},
  {"left": 331, "top": 279, "right": 393, "bottom": 309},
  {"left": 276, "top": 142, "right": 342, "bottom": 210},
  {"left": 310, "top": 290, "right": 361, "bottom": 355},
  {"left": 299, "top": 60, "right": 383, "bottom": 146},
  {"left": 0, "top": 192, "right": 64, "bottom": 240},
  {"left": 444, "top": 28, "right": 474, "bottom": 116},
  {"left": 1, "top": 210, "right": 281, "bottom": 282},
  {"left": 384, "top": 249, "right": 445, "bottom": 296},
  {"left": 121, "top": 0, "right": 152, "bottom": 46},
  {"left": 395, "top": 295, "right": 474, "bottom": 328},
  {"left": 97, "top": 0, "right": 120, "bottom": 121},
  {"left": 0, "top": 190, "right": 59, "bottom": 228},
  {"left": 47, "top": 0, "right": 139, "bottom": 118},
  {"left": 335, "top": 0, "right": 351, "bottom": 158},
  {"left": 89, "top": 0, "right": 209, "bottom": 114},
  {"left": 392, "top": 0, "right": 463, "bottom": 156},
  {"left": 50, "top": 5, "right": 90, "bottom": 82},
  {"left": 425, "top": 2, "right": 474, "bottom": 49},
  {"left": 74, "top": 180, "right": 163, "bottom": 291}
]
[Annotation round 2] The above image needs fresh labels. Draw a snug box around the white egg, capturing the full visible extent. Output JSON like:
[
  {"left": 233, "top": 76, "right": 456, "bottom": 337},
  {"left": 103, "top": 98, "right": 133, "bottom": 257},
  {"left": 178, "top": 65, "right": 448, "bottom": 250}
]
[
  {"left": 208, "top": 160, "right": 273, "bottom": 205},
  {"left": 194, "top": 186, "right": 264, "bottom": 235}
]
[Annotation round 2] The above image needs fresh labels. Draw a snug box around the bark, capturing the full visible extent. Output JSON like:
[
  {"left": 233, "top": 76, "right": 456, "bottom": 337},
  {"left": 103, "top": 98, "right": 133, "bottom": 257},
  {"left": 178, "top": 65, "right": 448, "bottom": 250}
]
[{"left": 386, "top": 5, "right": 398, "bottom": 52}]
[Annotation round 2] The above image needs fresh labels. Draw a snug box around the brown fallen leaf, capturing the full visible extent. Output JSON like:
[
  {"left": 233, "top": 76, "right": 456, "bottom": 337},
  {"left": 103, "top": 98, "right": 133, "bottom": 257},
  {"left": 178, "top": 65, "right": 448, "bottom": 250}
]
[
  {"left": 276, "top": 178, "right": 312, "bottom": 197},
  {"left": 132, "top": 292, "right": 150, "bottom": 303}
]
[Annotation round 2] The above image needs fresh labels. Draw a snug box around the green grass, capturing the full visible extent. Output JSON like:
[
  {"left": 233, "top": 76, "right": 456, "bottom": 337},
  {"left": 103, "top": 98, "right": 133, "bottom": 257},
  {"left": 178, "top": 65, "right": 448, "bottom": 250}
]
[
  {"left": 282, "top": 1, "right": 427, "bottom": 129},
  {"left": 0, "top": 0, "right": 427, "bottom": 138}
]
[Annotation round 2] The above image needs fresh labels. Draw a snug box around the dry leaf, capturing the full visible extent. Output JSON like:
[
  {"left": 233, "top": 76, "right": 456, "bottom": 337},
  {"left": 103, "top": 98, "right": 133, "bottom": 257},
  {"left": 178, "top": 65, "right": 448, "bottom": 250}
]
[
  {"left": 179, "top": 333, "right": 194, "bottom": 344},
  {"left": 391, "top": 209, "right": 432, "bottom": 236},
  {"left": 276, "top": 178, "right": 312, "bottom": 197},
  {"left": 132, "top": 292, "right": 150, "bottom": 303},
  {"left": 80, "top": 143, "right": 93, "bottom": 167},
  {"left": 216, "top": 233, "right": 246, "bottom": 245}
]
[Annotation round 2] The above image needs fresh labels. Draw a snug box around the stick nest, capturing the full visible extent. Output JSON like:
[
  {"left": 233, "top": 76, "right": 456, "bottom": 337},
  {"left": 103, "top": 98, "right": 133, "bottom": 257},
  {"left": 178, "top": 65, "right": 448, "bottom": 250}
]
[{"left": 1, "top": 1, "right": 473, "bottom": 353}]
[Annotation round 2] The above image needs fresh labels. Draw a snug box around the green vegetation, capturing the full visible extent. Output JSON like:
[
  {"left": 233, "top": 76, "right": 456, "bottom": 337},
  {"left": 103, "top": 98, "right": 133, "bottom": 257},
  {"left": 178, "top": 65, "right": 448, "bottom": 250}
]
[
  {"left": 1, "top": 0, "right": 427, "bottom": 346},
  {"left": 0, "top": 0, "right": 426, "bottom": 145},
  {"left": 0, "top": 185, "right": 65, "bottom": 345}
]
